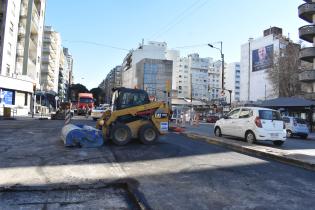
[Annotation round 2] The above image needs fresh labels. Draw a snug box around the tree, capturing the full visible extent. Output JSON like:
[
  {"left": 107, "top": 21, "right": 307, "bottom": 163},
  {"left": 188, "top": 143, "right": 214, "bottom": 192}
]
[
  {"left": 69, "top": 83, "right": 89, "bottom": 101},
  {"left": 90, "top": 87, "right": 105, "bottom": 106},
  {"left": 267, "top": 42, "right": 302, "bottom": 97}
]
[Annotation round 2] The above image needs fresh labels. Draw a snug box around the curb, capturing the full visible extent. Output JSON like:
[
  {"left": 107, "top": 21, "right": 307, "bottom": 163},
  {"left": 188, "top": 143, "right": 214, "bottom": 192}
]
[{"left": 183, "top": 132, "right": 315, "bottom": 172}]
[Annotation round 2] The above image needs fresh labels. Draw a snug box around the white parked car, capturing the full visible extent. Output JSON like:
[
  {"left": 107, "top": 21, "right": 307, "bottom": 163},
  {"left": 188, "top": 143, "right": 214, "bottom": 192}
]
[
  {"left": 282, "top": 116, "right": 309, "bottom": 139},
  {"left": 214, "top": 107, "right": 286, "bottom": 146},
  {"left": 91, "top": 106, "right": 108, "bottom": 121}
]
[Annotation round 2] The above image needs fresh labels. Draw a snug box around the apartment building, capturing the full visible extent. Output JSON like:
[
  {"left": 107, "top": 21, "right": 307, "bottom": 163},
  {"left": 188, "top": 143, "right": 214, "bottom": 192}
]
[
  {"left": 208, "top": 61, "right": 222, "bottom": 101},
  {"left": 136, "top": 58, "right": 172, "bottom": 101},
  {"left": 58, "top": 49, "right": 70, "bottom": 101},
  {"left": 225, "top": 62, "right": 241, "bottom": 102},
  {"left": 0, "top": 0, "right": 46, "bottom": 115},
  {"left": 240, "top": 27, "right": 293, "bottom": 102},
  {"left": 101, "top": 65, "right": 122, "bottom": 103},
  {"left": 40, "top": 26, "right": 61, "bottom": 93},
  {"left": 63, "top": 47, "right": 73, "bottom": 85},
  {"left": 122, "top": 41, "right": 168, "bottom": 88}
]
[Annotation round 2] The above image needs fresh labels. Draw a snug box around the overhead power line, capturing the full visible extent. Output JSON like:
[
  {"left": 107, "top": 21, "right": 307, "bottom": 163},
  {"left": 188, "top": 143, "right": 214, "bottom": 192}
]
[
  {"left": 63, "top": 40, "right": 129, "bottom": 51},
  {"left": 150, "top": 0, "right": 209, "bottom": 40}
]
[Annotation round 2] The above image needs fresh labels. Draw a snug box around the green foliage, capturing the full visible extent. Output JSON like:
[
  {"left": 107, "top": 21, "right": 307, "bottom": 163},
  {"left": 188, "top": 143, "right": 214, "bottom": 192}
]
[
  {"left": 90, "top": 87, "right": 105, "bottom": 106},
  {"left": 69, "top": 83, "right": 89, "bottom": 101}
]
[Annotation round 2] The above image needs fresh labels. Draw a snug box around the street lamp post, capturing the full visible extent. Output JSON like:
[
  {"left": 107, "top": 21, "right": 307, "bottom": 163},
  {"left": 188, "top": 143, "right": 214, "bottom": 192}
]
[{"left": 208, "top": 42, "right": 224, "bottom": 90}]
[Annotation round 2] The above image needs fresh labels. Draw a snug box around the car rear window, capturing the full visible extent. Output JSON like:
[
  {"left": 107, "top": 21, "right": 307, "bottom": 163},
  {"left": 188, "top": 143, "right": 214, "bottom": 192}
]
[
  {"left": 259, "top": 110, "right": 281, "bottom": 120},
  {"left": 295, "top": 118, "right": 306, "bottom": 124}
]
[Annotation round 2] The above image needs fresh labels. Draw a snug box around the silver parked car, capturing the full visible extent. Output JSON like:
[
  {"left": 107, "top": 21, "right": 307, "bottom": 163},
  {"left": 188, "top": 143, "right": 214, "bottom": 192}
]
[{"left": 282, "top": 116, "right": 309, "bottom": 139}]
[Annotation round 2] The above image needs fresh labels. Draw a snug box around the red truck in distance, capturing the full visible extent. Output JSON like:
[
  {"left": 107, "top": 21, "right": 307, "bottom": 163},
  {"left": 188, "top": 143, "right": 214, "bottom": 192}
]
[{"left": 77, "top": 93, "right": 94, "bottom": 115}]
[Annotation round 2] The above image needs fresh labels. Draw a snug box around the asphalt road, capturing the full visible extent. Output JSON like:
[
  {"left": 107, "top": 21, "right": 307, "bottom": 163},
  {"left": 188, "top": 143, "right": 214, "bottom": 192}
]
[{"left": 0, "top": 117, "right": 315, "bottom": 209}]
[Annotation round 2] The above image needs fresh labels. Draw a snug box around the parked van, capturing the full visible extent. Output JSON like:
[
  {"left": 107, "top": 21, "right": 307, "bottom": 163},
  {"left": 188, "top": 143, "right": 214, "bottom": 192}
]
[{"left": 214, "top": 107, "right": 286, "bottom": 146}]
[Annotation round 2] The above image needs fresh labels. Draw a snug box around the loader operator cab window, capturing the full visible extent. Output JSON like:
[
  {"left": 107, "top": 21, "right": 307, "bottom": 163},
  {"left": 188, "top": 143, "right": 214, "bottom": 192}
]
[{"left": 113, "top": 89, "right": 150, "bottom": 111}]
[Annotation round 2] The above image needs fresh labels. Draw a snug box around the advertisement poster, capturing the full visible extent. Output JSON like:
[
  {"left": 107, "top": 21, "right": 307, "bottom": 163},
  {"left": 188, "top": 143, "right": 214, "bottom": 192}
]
[
  {"left": 3, "top": 90, "right": 13, "bottom": 105},
  {"left": 252, "top": 44, "right": 274, "bottom": 72}
]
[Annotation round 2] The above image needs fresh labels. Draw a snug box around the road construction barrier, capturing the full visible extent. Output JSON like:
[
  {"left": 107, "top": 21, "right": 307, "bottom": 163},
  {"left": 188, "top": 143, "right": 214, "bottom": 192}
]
[
  {"left": 65, "top": 109, "right": 71, "bottom": 125},
  {"left": 61, "top": 124, "right": 104, "bottom": 147}
]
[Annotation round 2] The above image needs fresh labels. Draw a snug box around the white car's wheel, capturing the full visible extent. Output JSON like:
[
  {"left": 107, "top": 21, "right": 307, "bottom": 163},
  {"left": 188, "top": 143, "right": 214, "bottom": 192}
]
[
  {"left": 245, "top": 131, "right": 255, "bottom": 144},
  {"left": 214, "top": 127, "right": 222, "bottom": 137}
]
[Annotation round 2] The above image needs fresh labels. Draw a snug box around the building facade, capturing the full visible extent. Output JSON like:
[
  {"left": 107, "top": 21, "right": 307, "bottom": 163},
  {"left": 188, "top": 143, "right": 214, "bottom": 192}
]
[
  {"left": 0, "top": 0, "right": 46, "bottom": 115},
  {"left": 136, "top": 58, "right": 173, "bottom": 101},
  {"left": 101, "top": 65, "right": 122, "bottom": 103},
  {"left": 208, "top": 61, "right": 222, "bottom": 101},
  {"left": 40, "top": 26, "right": 61, "bottom": 93},
  {"left": 240, "top": 27, "right": 291, "bottom": 102},
  {"left": 63, "top": 47, "right": 73, "bottom": 86},
  {"left": 298, "top": 0, "right": 315, "bottom": 99},
  {"left": 58, "top": 49, "right": 70, "bottom": 101},
  {"left": 122, "top": 41, "right": 168, "bottom": 89},
  {"left": 225, "top": 62, "right": 241, "bottom": 102}
]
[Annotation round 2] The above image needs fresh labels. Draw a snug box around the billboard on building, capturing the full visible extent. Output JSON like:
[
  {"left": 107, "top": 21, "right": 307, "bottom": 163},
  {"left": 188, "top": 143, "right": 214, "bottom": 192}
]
[
  {"left": 1, "top": 90, "right": 13, "bottom": 105},
  {"left": 252, "top": 44, "right": 274, "bottom": 72}
]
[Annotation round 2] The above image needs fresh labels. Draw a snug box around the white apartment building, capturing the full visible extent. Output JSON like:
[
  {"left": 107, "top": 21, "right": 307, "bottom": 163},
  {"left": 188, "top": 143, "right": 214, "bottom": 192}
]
[
  {"left": 40, "top": 26, "right": 61, "bottom": 93},
  {"left": 208, "top": 61, "right": 222, "bottom": 101},
  {"left": 240, "top": 27, "right": 290, "bottom": 102},
  {"left": 63, "top": 48, "right": 74, "bottom": 85},
  {"left": 225, "top": 62, "right": 241, "bottom": 102},
  {"left": 58, "top": 49, "right": 70, "bottom": 101},
  {"left": 122, "top": 41, "right": 168, "bottom": 88},
  {"left": 0, "top": 0, "right": 46, "bottom": 115},
  {"left": 175, "top": 54, "right": 211, "bottom": 100}
]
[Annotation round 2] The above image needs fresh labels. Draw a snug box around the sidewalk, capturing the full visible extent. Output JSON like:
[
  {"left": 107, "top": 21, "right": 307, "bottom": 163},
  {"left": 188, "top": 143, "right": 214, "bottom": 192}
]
[{"left": 178, "top": 123, "right": 315, "bottom": 171}]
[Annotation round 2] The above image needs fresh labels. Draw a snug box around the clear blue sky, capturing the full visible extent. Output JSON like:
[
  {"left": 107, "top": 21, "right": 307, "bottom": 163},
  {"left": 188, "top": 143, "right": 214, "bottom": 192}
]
[{"left": 45, "top": 0, "right": 304, "bottom": 90}]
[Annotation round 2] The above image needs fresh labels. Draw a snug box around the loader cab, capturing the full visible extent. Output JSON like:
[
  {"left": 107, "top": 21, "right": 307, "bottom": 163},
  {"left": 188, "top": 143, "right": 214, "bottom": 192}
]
[{"left": 111, "top": 88, "right": 150, "bottom": 111}]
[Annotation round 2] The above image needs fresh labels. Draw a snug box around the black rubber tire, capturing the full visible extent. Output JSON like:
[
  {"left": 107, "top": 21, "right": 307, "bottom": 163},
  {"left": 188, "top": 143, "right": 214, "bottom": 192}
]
[
  {"left": 245, "top": 131, "right": 256, "bottom": 144},
  {"left": 214, "top": 127, "right": 222, "bottom": 137},
  {"left": 286, "top": 130, "right": 293, "bottom": 138},
  {"left": 301, "top": 135, "right": 308, "bottom": 139},
  {"left": 111, "top": 123, "right": 132, "bottom": 146},
  {"left": 139, "top": 124, "right": 159, "bottom": 145},
  {"left": 273, "top": 140, "right": 284, "bottom": 146}
]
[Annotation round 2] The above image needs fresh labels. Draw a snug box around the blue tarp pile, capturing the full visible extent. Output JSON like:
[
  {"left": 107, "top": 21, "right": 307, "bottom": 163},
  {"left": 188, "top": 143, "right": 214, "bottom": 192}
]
[{"left": 61, "top": 124, "right": 104, "bottom": 147}]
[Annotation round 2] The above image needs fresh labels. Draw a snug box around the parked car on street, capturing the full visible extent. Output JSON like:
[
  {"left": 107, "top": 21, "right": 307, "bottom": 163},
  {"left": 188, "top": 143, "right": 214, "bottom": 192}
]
[
  {"left": 214, "top": 107, "right": 286, "bottom": 146},
  {"left": 91, "top": 106, "right": 108, "bottom": 121},
  {"left": 206, "top": 115, "right": 220, "bottom": 123},
  {"left": 282, "top": 116, "right": 309, "bottom": 139}
]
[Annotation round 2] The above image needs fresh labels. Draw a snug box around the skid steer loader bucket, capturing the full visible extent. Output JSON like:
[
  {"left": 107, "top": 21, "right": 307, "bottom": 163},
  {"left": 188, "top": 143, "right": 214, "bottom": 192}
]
[{"left": 61, "top": 124, "right": 104, "bottom": 147}]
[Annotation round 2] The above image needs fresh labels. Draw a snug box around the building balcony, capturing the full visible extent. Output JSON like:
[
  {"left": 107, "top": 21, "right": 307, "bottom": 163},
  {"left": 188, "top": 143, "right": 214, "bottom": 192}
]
[
  {"left": 298, "top": 3, "right": 315, "bottom": 23},
  {"left": 300, "top": 47, "right": 315, "bottom": 62},
  {"left": 18, "top": 25, "right": 26, "bottom": 36},
  {"left": 20, "top": 6, "right": 27, "bottom": 18},
  {"left": 299, "top": 70, "right": 315, "bottom": 82},
  {"left": 299, "top": 25, "right": 315, "bottom": 43}
]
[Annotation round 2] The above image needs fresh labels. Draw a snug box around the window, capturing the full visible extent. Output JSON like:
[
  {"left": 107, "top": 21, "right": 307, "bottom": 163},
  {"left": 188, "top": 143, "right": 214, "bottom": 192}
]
[
  {"left": 282, "top": 117, "right": 290, "bottom": 123},
  {"left": 227, "top": 109, "right": 240, "bottom": 119},
  {"left": 179, "top": 86, "right": 182, "bottom": 90},
  {"left": 6, "top": 64, "right": 10, "bottom": 76},
  {"left": 9, "top": 22, "right": 14, "bottom": 34},
  {"left": 239, "top": 109, "right": 252, "bottom": 118},
  {"left": 259, "top": 110, "right": 281, "bottom": 120}
]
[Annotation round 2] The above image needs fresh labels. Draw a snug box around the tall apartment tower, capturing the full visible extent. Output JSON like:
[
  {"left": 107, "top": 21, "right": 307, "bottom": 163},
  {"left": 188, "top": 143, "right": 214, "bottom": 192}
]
[
  {"left": 0, "top": 0, "right": 46, "bottom": 115},
  {"left": 298, "top": 0, "right": 315, "bottom": 99},
  {"left": 40, "top": 26, "right": 61, "bottom": 93},
  {"left": 225, "top": 62, "right": 241, "bottom": 102},
  {"left": 63, "top": 48, "right": 73, "bottom": 85}
]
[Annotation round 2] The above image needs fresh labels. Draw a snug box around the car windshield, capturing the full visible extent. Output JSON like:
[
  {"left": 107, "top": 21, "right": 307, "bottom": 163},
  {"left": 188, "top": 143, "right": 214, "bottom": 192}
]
[
  {"left": 259, "top": 110, "right": 281, "bottom": 120},
  {"left": 80, "top": 98, "right": 93, "bottom": 103}
]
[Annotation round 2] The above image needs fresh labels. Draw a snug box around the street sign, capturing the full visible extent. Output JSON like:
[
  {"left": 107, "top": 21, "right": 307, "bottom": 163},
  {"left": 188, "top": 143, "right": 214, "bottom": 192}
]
[{"left": 55, "top": 96, "right": 59, "bottom": 101}]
